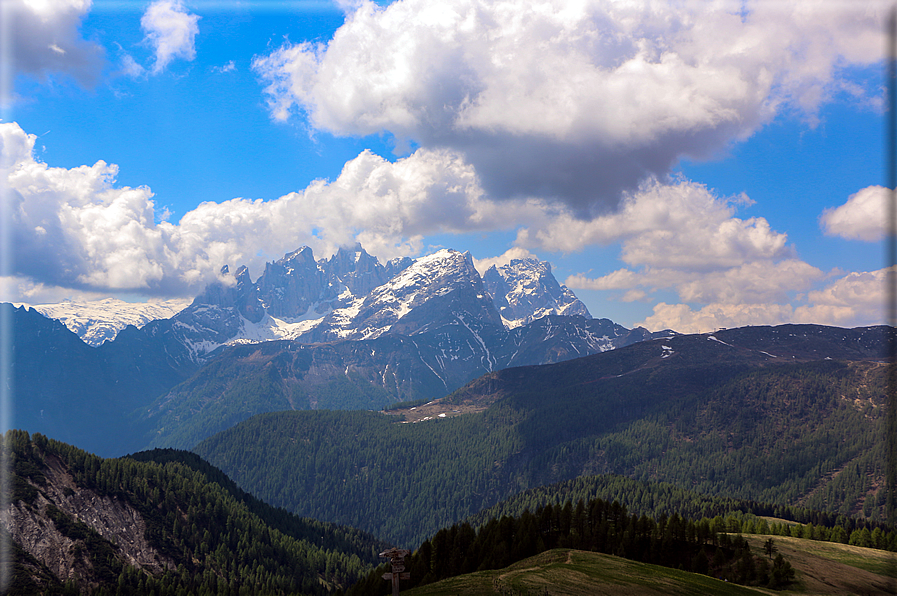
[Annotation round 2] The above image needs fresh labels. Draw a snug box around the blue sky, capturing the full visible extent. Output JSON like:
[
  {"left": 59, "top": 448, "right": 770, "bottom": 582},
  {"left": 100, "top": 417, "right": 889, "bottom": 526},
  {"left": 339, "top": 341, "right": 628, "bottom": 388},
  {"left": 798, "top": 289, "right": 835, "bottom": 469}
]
[{"left": 0, "top": 0, "right": 890, "bottom": 332}]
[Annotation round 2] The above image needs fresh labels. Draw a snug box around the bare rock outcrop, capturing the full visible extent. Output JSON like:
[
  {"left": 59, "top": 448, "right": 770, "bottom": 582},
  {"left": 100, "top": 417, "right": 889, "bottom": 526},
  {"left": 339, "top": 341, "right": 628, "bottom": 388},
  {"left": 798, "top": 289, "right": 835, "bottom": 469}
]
[{"left": 2, "top": 453, "right": 173, "bottom": 584}]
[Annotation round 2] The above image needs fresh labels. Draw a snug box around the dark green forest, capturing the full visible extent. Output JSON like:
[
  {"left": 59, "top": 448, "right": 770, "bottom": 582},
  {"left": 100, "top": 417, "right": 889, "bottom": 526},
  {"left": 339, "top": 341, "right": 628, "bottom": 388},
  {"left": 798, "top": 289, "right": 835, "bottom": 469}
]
[
  {"left": 9, "top": 431, "right": 385, "bottom": 595},
  {"left": 193, "top": 359, "right": 890, "bottom": 547}
]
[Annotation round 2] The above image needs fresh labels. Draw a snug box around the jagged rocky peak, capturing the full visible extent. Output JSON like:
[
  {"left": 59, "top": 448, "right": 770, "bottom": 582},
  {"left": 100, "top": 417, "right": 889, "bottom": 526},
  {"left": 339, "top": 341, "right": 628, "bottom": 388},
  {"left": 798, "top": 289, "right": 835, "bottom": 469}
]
[
  {"left": 256, "top": 246, "right": 327, "bottom": 319},
  {"left": 483, "top": 256, "right": 591, "bottom": 328},
  {"left": 311, "top": 248, "right": 502, "bottom": 342},
  {"left": 388, "top": 248, "right": 480, "bottom": 292},
  {"left": 323, "top": 243, "right": 391, "bottom": 297},
  {"left": 385, "top": 255, "right": 414, "bottom": 278},
  {"left": 192, "top": 264, "right": 265, "bottom": 323}
]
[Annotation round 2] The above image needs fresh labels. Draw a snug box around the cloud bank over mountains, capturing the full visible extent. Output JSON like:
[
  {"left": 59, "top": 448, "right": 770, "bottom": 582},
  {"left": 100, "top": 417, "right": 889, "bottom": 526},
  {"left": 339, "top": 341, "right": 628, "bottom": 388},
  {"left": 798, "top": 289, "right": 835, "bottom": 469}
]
[
  {"left": 2, "top": 118, "right": 885, "bottom": 331},
  {"left": 1, "top": 0, "right": 889, "bottom": 332}
]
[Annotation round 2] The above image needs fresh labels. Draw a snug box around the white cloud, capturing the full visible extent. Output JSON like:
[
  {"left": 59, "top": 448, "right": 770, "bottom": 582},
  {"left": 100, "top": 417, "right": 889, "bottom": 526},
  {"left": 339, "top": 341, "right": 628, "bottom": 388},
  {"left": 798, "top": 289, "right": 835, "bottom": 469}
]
[
  {"left": 472, "top": 247, "right": 537, "bottom": 275},
  {"left": 570, "top": 259, "right": 824, "bottom": 306},
  {"left": 4, "top": 117, "right": 886, "bottom": 335},
  {"left": 795, "top": 267, "right": 887, "bottom": 326},
  {"left": 253, "top": 0, "right": 885, "bottom": 212},
  {"left": 3, "top": 0, "right": 104, "bottom": 88},
  {"left": 120, "top": 54, "right": 146, "bottom": 78},
  {"left": 212, "top": 60, "right": 236, "bottom": 74},
  {"left": 0, "top": 276, "right": 108, "bottom": 305},
  {"left": 820, "top": 185, "right": 889, "bottom": 242},
  {"left": 3, "top": 121, "right": 524, "bottom": 297},
  {"left": 521, "top": 178, "right": 787, "bottom": 268},
  {"left": 556, "top": 178, "right": 837, "bottom": 329},
  {"left": 141, "top": 0, "right": 200, "bottom": 74},
  {"left": 632, "top": 267, "right": 888, "bottom": 333},
  {"left": 637, "top": 302, "right": 797, "bottom": 334}
]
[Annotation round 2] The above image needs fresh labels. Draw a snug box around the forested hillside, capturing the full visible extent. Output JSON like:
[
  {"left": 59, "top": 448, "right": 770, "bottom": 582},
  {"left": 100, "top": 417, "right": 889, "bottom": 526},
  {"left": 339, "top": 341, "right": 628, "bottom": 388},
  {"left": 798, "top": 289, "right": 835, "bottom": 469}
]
[
  {"left": 463, "top": 474, "right": 868, "bottom": 532},
  {"left": 6, "top": 431, "right": 385, "bottom": 595},
  {"left": 192, "top": 327, "right": 890, "bottom": 548}
]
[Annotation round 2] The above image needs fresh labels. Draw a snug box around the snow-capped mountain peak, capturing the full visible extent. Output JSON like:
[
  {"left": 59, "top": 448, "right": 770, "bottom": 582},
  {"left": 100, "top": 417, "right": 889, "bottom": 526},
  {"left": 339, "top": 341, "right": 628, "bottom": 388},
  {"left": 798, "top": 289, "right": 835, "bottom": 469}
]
[
  {"left": 27, "top": 245, "right": 594, "bottom": 360},
  {"left": 483, "top": 256, "right": 591, "bottom": 328},
  {"left": 23, "top": 298, "right": 190, "bottom": 346},
  {"left": 310, "top": 248, "right": 498, "bottom": 341}
]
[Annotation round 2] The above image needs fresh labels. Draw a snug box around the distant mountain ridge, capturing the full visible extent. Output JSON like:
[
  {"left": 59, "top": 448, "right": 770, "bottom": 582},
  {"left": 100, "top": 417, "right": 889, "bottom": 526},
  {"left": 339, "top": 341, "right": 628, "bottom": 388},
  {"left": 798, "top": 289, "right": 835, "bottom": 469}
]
[
  {"left": 7, "top": 245, "right": 671, "bottom": 456},
  {"left": 144, "top": 244, "right": 599, "bottom": 363},
  {"left": 25, "top": 245, "right": 591, "bottom": 354},
  {"left": 20, "top": 298, "right": 189, "bottom": 347}
]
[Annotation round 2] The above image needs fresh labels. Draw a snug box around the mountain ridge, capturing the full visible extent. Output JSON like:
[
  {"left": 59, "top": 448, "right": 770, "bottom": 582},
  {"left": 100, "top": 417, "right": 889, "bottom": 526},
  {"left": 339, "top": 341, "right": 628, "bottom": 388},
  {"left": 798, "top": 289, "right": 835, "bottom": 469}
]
[
  {"left": 190, "top": 323, "right": 890, "bottom": 546},
  {"left": 25, "top": 245, "right": 597, "bottom": 355}
]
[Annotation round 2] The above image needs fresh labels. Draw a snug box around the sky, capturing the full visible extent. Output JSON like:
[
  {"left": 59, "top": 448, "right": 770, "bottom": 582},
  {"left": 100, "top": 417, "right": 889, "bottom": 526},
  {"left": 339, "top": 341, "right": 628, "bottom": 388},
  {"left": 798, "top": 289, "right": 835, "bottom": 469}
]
[{"left": 0, "top": 0, "right": 890, "bottom": 332}]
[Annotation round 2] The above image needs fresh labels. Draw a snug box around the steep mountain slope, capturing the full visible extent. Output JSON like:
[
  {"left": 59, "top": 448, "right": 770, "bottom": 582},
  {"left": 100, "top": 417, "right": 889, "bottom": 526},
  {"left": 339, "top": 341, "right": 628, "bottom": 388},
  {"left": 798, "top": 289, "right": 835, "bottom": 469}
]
[
  {"left": 7, "top": 304, "right": 196, "bottom": 457},
  {"left": 6, "top": 430, "right": 385, "bottom": 594},
  {"left": 140, "top": 315, "right": 657, "bottom": 450},
  {"left": 191, "top": 324, "right": 890, "bottom": 546}
]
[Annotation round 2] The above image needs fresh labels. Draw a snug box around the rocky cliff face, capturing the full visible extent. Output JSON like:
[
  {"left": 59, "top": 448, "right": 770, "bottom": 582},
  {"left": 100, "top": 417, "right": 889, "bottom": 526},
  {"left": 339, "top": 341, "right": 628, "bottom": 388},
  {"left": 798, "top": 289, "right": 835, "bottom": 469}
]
[
  {"left": 483, "top": 257, "right": 591, "bottom": 328},
  {"left": 4, "top": 452, "right": 173, "bottom": 588}
]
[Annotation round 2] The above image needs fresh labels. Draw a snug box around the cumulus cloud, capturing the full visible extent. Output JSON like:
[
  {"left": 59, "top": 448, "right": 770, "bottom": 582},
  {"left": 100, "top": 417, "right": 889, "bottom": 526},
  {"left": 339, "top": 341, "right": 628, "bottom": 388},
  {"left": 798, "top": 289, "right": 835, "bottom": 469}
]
[
  {"left": 521, "top": 178, "right": 787, "bottom": 268},
  {"left": 0, "top": 276, "right": 108, "bottom": 305},
  {"left": 8, "top": 118, "right": 825, "bottom": 313},
  {"left": 556, "top": 178, "right": 843, "bottom": 330},
  {"left": 4, "top": 0, "right": 104, "bottom": 88},
  {"left": 3, "top": 121, "right": 528, "bottom": 297},
  {"left": 820, "top": 185, "right": 889, "bottom": 242},
  {"left": 472, "top": 247, "right": 537, "bottom": 275},
  {"left": 795, "top": 267, "right": 887, "bottom": 326},
  {"left": 141, "top": 0, "right": 200, "bottom": 74},
  {"left": 571, "top": 259, "right": 824, "bottom": 308},
  {"left": 253, "top": 0, "right": 884, "bottom": 212},
  {"left": 4, "top": 117, "right": 886, "bottom": 335},
  {"left": 638, "top": 302, "right": 798, "bottom": 334},
  {"left": 636, "top": 266, "right": 888, "bottom": 333}
]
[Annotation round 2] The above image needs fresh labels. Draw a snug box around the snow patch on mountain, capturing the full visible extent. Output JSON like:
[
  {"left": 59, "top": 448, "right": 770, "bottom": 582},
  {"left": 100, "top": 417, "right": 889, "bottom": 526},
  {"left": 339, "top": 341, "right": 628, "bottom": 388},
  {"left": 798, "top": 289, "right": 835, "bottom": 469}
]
[
  {"left": 483, "top": 257, "right": 591, "bottom": 329},
  {"left": 23, "top": 298, "right": 190, "bottom": 346},
  {"left": 318, "top": 249, "right": 484, "bottom": 341}
]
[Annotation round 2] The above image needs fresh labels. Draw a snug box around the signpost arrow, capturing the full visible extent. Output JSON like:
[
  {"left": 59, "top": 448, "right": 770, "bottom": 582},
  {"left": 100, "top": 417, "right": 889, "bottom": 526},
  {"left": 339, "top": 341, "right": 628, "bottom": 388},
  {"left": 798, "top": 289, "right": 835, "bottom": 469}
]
[{"left": 379, "top": 547, "right": 412, "bottom": 595}]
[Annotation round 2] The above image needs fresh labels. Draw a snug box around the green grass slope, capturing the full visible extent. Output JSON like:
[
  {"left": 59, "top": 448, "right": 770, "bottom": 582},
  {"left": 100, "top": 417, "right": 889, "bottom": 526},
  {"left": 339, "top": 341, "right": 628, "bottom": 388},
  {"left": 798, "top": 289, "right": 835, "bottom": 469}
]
[
  {"left": 402, "top": 549, "right": 766, "bottom": 596},
  {"left": 741, "top": 535, "right": 896, "bottom": 594},
  {"left": 403, "top": 540, "right": 897, "bottom": 596}
]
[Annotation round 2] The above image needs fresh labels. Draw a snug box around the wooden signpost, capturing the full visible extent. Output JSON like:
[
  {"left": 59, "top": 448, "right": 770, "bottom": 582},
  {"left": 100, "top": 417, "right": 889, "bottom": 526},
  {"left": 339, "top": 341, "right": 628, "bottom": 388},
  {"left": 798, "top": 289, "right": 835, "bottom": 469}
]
[{"left": 379, "top": 547, "right": 411, "bottom": 595}]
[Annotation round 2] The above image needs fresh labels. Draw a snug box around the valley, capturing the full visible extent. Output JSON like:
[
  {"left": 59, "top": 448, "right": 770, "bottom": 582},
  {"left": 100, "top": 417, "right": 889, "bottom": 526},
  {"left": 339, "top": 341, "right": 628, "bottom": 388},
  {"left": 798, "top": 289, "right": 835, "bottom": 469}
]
[{"left": 4, "top": 245, "right": 895, "bottom": 594}]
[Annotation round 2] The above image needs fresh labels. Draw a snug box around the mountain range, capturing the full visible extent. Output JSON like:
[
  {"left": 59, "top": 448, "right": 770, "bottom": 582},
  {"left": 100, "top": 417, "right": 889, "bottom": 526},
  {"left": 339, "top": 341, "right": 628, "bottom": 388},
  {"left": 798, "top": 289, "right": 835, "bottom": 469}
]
[
  {"left": 20, "top": 298, "right": 190, "bottom": 347},
  {"left": 7, "top": 244, "right": 896, "bottom": 594},
  {"left": 8, "top": 244, "right": 669, "bottom": 456}
]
